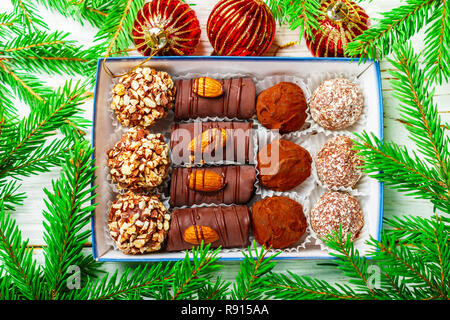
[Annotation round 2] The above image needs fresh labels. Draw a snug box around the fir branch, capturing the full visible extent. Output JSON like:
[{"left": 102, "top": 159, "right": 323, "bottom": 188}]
[
  {"left": 196, "top": 276, "right": 230, "bottom": 300},
  {"left": 0, "top": 137, "right": 73, "bottom": 179},
  {"left": 0, "top": 270, "right": 18, "bottom": 300},
  {"left": 266, "top": 0, "right": 321, "bottom": 40},
  {"left": 41, "top": 139, "right": 97, "bottom": 299},
  {"left": 323, "top": 230, "right": 391, "bottom": 300},
  {"left": 0, "top": 81, "right": 17, "bottom": 119},
  {"left": 369, "top": 230, "right": 449, "bottom": 299},
  {"left": 384, "top": 215, "right": 450, "bottom": 298},
  {"left": 36, "top": 0, "right": 112, "bottom": 28},
  {"left": 0, "top": 80, "right": 87, "bottom": 171},
  {"left": 423, "top": 1, "right": 450, "bottom": 84},
  {"left": 0, "top": 180, "right": 25, "bottom": 212},
  {"left": 0, "top": 202, "right": 45, "bottom": 300},
  {"left": 170, "top": 244, "right": 223, "bottom": 300},
  {"left": 0, "top": 60, "right": 53, "bottom": 107},
  {"left": 353, "top": 132, "right": 449, "bottom": 213},
  {"left": 346, "top": 0, "right": 436, "bottom": 59},
  {"left": 230, "top": 242, "right": 277, "bottom": 300},
  {"left": 0, "top": 12, "right": 22, "bottom": 39},
  {"left": 264, "top": 271, "right": 362, "bottom": 300},
  {"left": 95, "top": 0, "right": 144, "bottom": 57},
  {"left": 72, "top": 263, "right": 172, "bottom": 300},
  {"left": 10, "top": 0, "right": 48, "bottom": 32}
]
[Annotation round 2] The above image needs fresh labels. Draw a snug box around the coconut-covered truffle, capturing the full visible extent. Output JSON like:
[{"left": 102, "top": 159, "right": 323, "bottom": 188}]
[
  {"left": 111, "top": 67, "right": 175, "bottom": 128},
  {"left": 107, "top": 127, "right": 170, "bottom": 190},
  {"left": 252, "top": 196, "right": 307, "bottom": 249},
  {"left": 256, "top": 82, "right": 307, "bottom": 134},
  {"left": 315, "top": 135, "right": 363, "bottom": 188},
  {"left": 309, "top": 78, "right": 363, "bottom": 130},
  {"left": 257, "top": 139, "right": 312, "bottom": 191},
  {"left": 310, "top": 191, "right": 364, "bottom": 241},
  {"left": 108, "top": 191, "right": 170, "bottom": 254}
]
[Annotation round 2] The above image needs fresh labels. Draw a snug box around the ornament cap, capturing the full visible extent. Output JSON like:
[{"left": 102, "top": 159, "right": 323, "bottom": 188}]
[{"left": 143, "top": 27, "right": 168, "bottom": 52}]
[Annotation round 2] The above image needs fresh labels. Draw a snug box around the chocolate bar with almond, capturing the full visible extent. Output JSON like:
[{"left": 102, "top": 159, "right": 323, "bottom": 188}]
[
  {"left": 170, "top": 121, "right": 254, "bottom": 165},
  {"left": 165, "top": 205, "right": 251, "bottom": 251},
  {"left": 169, "top": 165, "right": 256, "bottom": 207},
  {"left": 174, "top": 77, "right": 256, "bottom": 120}
]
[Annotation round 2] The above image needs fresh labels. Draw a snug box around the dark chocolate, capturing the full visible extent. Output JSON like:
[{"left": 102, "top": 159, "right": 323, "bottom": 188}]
[
  {"left": 170, "top": 165, "right": 256, "bottom": 207},
  {"left": 166, "top": 205, "right": 251, "bottom": 251},
  {"left": 170, "top": 121, "right": 254, "bottom": 165},
  {"left": 174, "top": 78, "right": 256, "bottom": 120}
]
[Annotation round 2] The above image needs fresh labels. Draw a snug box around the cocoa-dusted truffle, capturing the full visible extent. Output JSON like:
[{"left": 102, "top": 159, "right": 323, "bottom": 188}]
[
  {"left": 310, "top": 191, "right": 364, "bottom": 241},
  {"left": 111, "top": 67, "right": 175, "bottom": 128},
  {"left": 315, "top": 135, "right": 363, "bottom": 188},
  {"left": 257, "top": 139, "right": 312, "bottom": 191},
  {"left": 309, "top": 78, "right": 363, "bottom": 130},
  {"left": 252, "top": 196, "right": 307, "bottom": 249},
  {"left": 107, "top": 127, "right": 170, "bottom": 190},
  {"left": 256, "top": 82, "right": 307, "bottom": 134},
  {"left": 107, "top": 191, "right": 170, "bottom": 254}
]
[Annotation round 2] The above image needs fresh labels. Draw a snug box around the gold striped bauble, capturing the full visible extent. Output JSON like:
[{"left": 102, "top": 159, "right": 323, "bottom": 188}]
[{"left": 207, "top": 0, "right": 276, "bottom": 56}]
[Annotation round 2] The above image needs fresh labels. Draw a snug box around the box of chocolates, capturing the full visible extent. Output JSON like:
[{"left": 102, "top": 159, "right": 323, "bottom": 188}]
[{"left": 91, "top": 57, "right": 383, "bottom": 261}]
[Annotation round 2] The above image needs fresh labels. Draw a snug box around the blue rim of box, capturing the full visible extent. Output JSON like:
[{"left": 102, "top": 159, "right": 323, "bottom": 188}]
[{"left": 91, "top": 56, "right": 384, "bottom": 262}]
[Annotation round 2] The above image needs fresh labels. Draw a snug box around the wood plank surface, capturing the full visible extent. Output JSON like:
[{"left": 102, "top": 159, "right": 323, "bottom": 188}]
[{"left": 2, "top": 0, "right": 449, "bottom": 285}]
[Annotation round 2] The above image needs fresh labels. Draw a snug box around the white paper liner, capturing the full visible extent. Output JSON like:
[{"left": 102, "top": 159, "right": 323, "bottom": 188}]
[
  {"left": 307, "top": 186, "right": 370, "bottom": 254},
  {"left": 305, "top": 71, "right": 368, "bottom": 135},
  {"left": 254, "top": 129, "right": 316, "bottom": 199}
]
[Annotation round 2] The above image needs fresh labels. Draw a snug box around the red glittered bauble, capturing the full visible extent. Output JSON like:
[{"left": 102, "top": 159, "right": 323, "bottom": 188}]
[
  {"left": 132, "top": 0, "right": 201, "bottom": 56},
  {"left": 306, "top": 0, "right": 369, "bottom": 57},
  {"left": 207, "top": 0, "right": 276, "bottom": 56}
]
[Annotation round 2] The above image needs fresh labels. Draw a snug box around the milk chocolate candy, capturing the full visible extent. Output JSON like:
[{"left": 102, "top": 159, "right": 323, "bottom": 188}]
[
  {"left": 170, "top": 165, "right": 256, "bottom": 207},
  {"left": 170, "top": 121, "right": 254, "bottom": 165},
  {"left": 174, "top": 78, "right": 256, "bottom": 120},
  {"left": 166, "top": 205, "right": 251, "bottom": 251}
]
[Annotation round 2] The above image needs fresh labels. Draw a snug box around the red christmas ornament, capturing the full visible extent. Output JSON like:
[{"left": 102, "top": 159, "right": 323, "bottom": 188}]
[
  {"left": 206, "top": 0, "right": 276, "bottom": 56},
  {"left": 132, "top": 0, "right": 201, "bottom": 56},
  {"left": 306, "top": 0, "right": 369, "bottom": 57}
]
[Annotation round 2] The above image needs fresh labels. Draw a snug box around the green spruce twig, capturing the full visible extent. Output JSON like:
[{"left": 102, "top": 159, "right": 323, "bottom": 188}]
[
  {"left": 231, "top": 242, "right": 277, "bottom": 300},
  {"left": 36, "top": 0, "right": 112, "bottom": 28}
]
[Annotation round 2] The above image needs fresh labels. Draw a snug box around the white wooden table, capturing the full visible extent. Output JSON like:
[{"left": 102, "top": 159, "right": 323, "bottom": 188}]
[{"left": 5, "top": 0, "right": 449, "bottom": 285}]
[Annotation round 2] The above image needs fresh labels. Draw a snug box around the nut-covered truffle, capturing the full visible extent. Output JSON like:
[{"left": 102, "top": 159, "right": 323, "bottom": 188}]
[
  {"left": 310, "top": 191, "right": 364, "bottom": 241},
  {"left": 257, "top": 139, "right": 312, "bottom": 191},
  {"left": 107, "top": 127, "right": 170, "bottom": 190},
  {"left": 108, "top": 191, "right": 170, "bottom": 254},
  {"left": 309, "top": 78, "right": 363, "bottom": 130},
  {"left": 256, "top": 82, "right": 307, "bottom": 134},
  {"left": 111, "top": 67, "right": 175, "bottom": 128},
  {"left": 252, "top": 196, "right": 307, "bottom": 249},
  {"left": 315, "top": 135, "right": 363, "bottom": 188}
]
